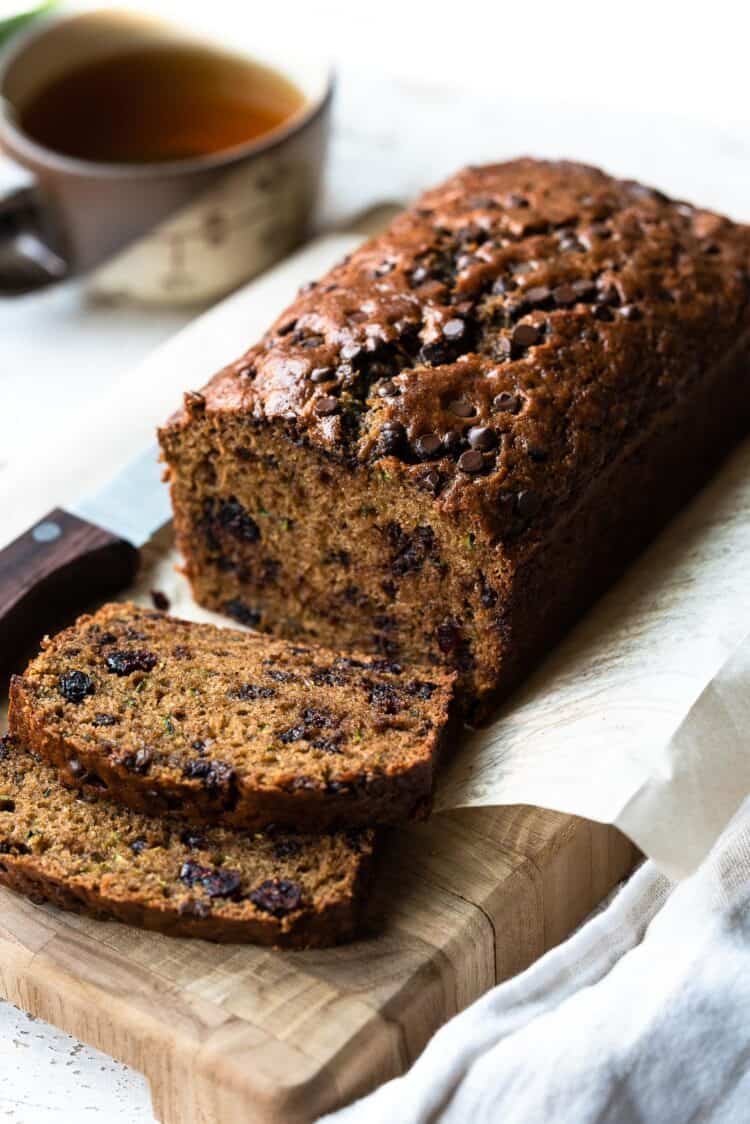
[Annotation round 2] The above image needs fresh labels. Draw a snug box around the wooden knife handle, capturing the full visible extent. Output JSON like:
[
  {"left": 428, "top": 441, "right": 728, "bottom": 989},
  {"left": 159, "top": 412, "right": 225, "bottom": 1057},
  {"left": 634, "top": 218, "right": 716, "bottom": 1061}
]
[{"left": 0, "top": 508, "right": 139, "bottom": 684}]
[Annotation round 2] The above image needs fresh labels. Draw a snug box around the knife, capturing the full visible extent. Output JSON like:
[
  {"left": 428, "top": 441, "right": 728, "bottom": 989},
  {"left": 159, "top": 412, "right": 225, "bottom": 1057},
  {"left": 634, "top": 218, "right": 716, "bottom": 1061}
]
[{"left": 0, "top": 444, "right": 172, "bottom": 680}]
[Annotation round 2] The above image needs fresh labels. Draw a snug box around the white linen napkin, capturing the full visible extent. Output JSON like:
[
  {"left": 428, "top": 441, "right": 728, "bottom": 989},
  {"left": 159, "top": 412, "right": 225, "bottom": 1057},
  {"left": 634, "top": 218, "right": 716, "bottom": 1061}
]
[{"left": 323, "top": 796, "right": 750, "bottom": 1123}]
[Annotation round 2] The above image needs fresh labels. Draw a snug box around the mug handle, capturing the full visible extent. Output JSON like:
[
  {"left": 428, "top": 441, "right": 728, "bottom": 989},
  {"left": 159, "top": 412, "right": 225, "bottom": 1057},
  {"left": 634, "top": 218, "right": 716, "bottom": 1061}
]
[{"left": 0, "top": 181, "right": 69, "bottom": 295}]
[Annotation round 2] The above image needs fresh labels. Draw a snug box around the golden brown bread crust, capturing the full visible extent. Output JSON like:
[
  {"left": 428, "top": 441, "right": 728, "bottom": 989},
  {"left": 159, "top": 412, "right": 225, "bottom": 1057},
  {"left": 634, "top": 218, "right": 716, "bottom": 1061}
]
[
  {"left": 0, "top": 738, "right": 375, "bottom": 947},
  {"left": 159, "top": 159, "right": 750, "bottom": 711},
  {"left": 9, "top": 603, "right": 454, "bottom": 830}
]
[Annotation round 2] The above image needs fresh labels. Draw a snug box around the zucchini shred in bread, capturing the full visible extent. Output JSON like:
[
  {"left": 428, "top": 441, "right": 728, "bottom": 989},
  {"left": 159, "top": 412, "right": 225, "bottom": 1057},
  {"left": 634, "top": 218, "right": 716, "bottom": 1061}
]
[
  {"left": 9, "top": 602, "right": 455, "bottom": 831},
  {"left": 0, "top": 737, "right": 374, "bottom": 947},
  {"left": 160, "top": 159, "right": 750, "bottom": 715}
]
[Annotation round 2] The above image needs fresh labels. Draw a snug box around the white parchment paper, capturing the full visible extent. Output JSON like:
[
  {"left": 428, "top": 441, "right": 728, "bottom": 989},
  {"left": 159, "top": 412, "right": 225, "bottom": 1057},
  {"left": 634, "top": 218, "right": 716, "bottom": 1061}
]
[
  {"left": 3, "top": 228, "right": 749, "bottom": 881},
  {"left": 434, "top": 435, "right": 750, "bottom": 878}
]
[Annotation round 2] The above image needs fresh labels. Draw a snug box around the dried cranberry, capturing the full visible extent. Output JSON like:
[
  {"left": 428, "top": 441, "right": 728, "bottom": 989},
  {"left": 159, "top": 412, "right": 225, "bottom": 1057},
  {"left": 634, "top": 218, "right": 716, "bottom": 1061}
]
[
  {"left": 105, "top": 650, "right": 157, "bottom": 676},
  {"left": 367, "top": 681, "right": 402, "bottom": 714},
  {"left": 91, "top": 716, "right": 117, "bottom": 731},
  {"left": 217, "top": 497, "right": 260, "bottom": 542},
  {"left": 179, "top": 861, "right": 242, "bottom": 899},
  {"left": 58, "top": 670, "right": 95, "bottom": 704},
  {"left": 279, "top": 724, "right": 306, "bottom": 744},
  {"left": 182, "top": 759, "right": 235, "bottom": 792},
  {"left": 229, "top": 683, "right": 277, "bottom": 700},
  {"left": 250, "top": 878, "right": 302, "bottom": 916}
]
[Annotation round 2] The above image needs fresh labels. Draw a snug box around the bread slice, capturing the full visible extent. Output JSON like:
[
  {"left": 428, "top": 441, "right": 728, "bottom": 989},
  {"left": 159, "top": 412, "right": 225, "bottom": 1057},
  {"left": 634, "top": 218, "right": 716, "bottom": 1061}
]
[
  {"left": 9, "top": 602, "right": 455, "bottom": 831},
  {"left": 0, "top": 736, "right": 375, "bottom": 946}
]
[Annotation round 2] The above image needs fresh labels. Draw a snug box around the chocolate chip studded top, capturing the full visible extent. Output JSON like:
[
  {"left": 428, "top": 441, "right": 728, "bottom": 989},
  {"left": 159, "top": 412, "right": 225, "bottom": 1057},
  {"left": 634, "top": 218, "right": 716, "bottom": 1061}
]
[
  {"left": 9, "top": 602, "right": 455, "bottom": 832},
  {"left": 188, "top": 159, "right": 750, "bottom": 546}
]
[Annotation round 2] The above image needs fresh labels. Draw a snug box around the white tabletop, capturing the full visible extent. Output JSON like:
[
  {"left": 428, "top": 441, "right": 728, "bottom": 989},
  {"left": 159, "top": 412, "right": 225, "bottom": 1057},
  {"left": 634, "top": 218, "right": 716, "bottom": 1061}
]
[{"left": 2, "top": 14, "right": 750, "bottom": 1119}]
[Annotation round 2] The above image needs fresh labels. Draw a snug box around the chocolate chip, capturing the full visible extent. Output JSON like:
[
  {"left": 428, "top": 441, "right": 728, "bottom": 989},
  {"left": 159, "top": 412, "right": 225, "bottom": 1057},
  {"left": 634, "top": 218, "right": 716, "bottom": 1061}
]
[
  {"left": 415, "top": 432, "right": 442, "bottom": 459},
  {"left": 442, "top": 429, "right": 464, "bottom": 455},
  {"left": 250, "top": 878, "right": 302, "bottom": 916},
  {"left": 419, "top": 340, "right": 455, "bottom": 366},
  {"left": 150, "top": 590, "right": 170, "bottom": 612},
  {"left": 58, "top": 670, "right": 95, "bottom": 704},
  {"left": 571, "top": 279, "right": 596, "bottom": 300},
  {"left": 105, "top": 650, "right": 157, "bottom": 676},
  {"left": 299, "top": 333, "right": 324, "bottom": 349},
  {"left": 619, "top": 304, "right": 643, "bottom": 321},
  {"left": 314, "top": 396, "right": 339, "bottom": 417},
  {"left": 511, "top": 323, "right": 541, "bottom": 355},
  {"left": 493, "top": 392, "right": 523, "bottom": 414},
  {"left": 458, "top": 449, "right": 486, "bottom": 474},
  {"left": 524, "top": 286, "right": 552, "bottom": 308},
  {"left": 593, "top": 304, "right": 615, "bottom": 322},
  {"left": 515, "top": 489, "right": 542, "bottom": 518},
  {"left": 376, "top": 420, "right": 407, "bottom": 457},
  {"left": 92, "top": 713, "right": 117, "bottom": 727},
  {"left": 377, "top": 380, "right": 399, "bottom": 397},
  {"left": 310, "top": 366, "right": 334, "bottom": 383},
  {"left": 553, "top": 283, "right": 577, "bottom": 307},
  {"left": 467, "top": 426, "right": 497, "bottom": 451},
  {"left": 448, "top": 398, "right": 476, "bottom": 418},
  {"left": 179, "top": 861, "right": 242, "bottom": 899},
  {"left": 443, "top": 318, "right": 465, "bottom": 340}
]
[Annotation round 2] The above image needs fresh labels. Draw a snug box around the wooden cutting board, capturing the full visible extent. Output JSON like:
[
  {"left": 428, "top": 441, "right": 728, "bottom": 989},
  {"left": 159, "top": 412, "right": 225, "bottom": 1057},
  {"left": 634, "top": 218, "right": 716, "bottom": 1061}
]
[
  {"left": 0, "top": 224, "right": 638, "bottom": 1122},
  {"left": 0, "top": 801, "right": 637, "bottom": 1122}
]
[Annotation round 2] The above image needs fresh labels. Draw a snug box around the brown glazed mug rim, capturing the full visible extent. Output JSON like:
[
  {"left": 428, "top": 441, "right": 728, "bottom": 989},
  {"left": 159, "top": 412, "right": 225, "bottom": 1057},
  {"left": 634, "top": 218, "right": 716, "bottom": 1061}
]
[{"left": 0, "top": 9, "right": 336, "bottom": 180}]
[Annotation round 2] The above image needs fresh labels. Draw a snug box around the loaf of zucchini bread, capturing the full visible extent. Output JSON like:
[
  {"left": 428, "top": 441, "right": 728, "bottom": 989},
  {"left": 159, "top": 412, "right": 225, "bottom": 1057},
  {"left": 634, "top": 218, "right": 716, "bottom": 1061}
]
[{"left": 159, "top": 159, "right": 750, "bottom": 713}]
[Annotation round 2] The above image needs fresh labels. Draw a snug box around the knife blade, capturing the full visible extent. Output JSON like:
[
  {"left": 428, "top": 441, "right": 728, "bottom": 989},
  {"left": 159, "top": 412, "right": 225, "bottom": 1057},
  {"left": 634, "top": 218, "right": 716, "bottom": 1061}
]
[{"left": 0, "top": 443, "right": 172, "bottom": 682}]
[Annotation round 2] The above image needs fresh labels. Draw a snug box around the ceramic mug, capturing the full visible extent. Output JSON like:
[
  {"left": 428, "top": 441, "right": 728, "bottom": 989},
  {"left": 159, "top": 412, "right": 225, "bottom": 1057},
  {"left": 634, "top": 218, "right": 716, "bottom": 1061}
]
[{"left": 0, "top": 9, "right": 333, "bottom": 303}]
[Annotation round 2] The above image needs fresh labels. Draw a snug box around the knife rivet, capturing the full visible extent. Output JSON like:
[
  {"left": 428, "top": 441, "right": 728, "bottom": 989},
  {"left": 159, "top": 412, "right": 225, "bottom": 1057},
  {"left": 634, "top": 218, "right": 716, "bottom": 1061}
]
[{"left": 32, "top": 521, "right": 62, "bottom": 543}]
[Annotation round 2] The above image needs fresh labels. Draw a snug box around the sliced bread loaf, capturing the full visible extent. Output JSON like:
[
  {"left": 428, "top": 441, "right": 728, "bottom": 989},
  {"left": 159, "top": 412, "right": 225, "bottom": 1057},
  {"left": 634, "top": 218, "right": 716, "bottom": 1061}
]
[
  {"left": 9, "top": 602, "right": 455, "bottom": 830},
  {"left": 0, "top": 736, "right": 375, "bottom": 946}
]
